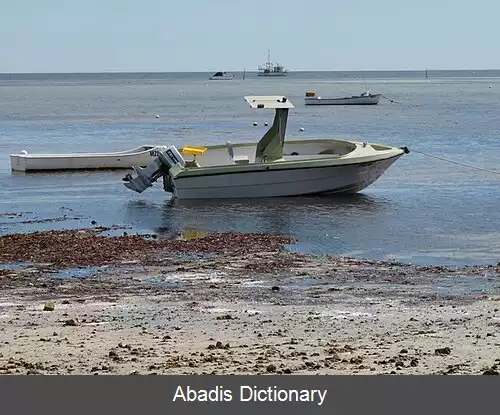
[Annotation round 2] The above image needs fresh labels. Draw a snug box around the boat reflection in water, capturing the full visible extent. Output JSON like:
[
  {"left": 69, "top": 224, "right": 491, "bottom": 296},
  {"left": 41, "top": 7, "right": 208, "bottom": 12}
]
[{"left": 124, "top": 193, "right": 393, "bottom": 256}]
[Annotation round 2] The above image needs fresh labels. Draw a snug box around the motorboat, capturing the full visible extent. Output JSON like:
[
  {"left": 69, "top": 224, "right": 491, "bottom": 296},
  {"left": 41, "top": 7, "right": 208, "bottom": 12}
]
[
  {"left": 209, "top": 71, "right": 235, "bottom": 80},
  {"left": 9, "top": 145, "right": 168, "bottom": 172},
  {"left": 258, "top": 49, "right": 288, "bottom": 76},
  {"left": 121, "top": 95, "right": 409, "bottom": 199},
  {"left": 304, "top": 91, "right": 381, "bottom": 105}
]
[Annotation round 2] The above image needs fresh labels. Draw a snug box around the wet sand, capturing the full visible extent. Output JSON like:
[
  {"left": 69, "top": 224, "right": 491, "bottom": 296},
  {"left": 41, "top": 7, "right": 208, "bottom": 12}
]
[{"left": 1, "top": 227, "right": 499, "bottom": 375}]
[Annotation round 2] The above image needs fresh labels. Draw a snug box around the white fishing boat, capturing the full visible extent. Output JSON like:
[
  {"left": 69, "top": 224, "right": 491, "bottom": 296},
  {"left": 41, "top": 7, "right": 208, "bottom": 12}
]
[
  {"left": 9, "top": 145, "right": 167, "bottom": 172},
  {"left": 209, "top": 71, "right": 234, "bottom": 80},
  {"left": 258, "top": 50, "right": 288, "bottom": 76},
  {"left": 122, "top": 95, "right": 409, "bottom": 199},
  {"left": 304, "top": 91, "right": 381, "bottom": 105}
]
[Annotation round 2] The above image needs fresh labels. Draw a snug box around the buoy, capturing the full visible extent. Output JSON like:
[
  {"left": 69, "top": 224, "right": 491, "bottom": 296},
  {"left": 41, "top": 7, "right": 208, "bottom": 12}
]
[
  {"left": 155, "top": 114, "right": 160, "bottom": 118},
  {"left": 299, "top": 127, "right": 305, "bottom": 132},
  {"left": 489, "top": 85, "right": 492, "bottom": 88},
  {"left": 253, "top": 122, "right": 258, "bottom": 126},
  {"left": 264, "top": 122, "right": 269, "bottom": 126}
]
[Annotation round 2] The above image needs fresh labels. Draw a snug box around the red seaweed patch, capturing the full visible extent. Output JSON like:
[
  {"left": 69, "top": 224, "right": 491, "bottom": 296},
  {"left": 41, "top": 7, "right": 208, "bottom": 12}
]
[{"left": 0, "top": 228, "right": 296, "bottom": 268}]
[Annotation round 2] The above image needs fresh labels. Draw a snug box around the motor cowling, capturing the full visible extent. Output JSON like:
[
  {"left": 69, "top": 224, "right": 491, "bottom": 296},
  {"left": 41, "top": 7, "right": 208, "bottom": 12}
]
[{"left": 123, "top": 145, "right": 185, "bottom": 194}]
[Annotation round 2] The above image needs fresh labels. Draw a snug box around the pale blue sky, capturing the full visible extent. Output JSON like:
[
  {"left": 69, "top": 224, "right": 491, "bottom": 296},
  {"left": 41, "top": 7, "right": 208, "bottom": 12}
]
[{"left": 1, "top": 0, "right": 498, "bottom": 73}]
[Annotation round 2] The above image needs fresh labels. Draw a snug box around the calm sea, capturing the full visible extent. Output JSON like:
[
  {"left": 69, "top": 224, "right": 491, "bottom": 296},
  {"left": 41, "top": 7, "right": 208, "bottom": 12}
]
[{"left": 0, "top": 70, "right": 499, "bottom": 266}]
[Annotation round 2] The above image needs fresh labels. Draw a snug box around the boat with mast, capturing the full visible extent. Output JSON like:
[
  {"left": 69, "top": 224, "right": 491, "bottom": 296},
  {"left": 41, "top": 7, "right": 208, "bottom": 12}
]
[{"left": 258, "top": 50, "right": 288, "bottom": 76}]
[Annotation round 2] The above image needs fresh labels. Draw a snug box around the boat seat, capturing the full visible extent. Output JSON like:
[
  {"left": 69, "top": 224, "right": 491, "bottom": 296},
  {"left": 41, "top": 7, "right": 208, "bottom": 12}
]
[
  {"left": 226, "top": 141, "right": 249, "bottom": 165},
  {"left": 182, "top": 145, "right": 207, "bottom": 156}
]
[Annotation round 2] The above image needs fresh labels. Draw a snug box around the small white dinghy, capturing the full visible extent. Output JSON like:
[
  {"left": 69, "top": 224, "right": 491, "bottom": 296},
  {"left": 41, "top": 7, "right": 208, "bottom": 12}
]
[
  {"left": 10, "top": 145, "right": 167, "bottom": 172},
  {"left": 122, "top": 95, "right": 409, "bottom": 200}
]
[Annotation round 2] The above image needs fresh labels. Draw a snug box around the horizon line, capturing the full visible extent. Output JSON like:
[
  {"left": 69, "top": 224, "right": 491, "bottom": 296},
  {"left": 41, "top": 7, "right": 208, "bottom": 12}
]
[{"left": 1, "top": 68, "right": 500, "bottom": 75}]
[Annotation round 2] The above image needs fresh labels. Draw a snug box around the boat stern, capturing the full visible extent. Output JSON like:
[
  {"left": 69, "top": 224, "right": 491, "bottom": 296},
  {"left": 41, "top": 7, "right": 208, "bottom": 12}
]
[{"left": 10, "top": 151, "right": 29, "bottom": 172}]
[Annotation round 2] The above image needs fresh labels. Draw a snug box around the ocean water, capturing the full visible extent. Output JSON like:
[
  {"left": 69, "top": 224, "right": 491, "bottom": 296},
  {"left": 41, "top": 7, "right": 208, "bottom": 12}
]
[{"left": 0, "top": 70, "right": 499, "bottom": 266}]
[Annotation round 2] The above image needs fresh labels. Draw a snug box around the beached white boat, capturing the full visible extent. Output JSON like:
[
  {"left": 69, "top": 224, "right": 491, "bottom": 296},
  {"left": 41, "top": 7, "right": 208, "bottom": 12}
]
[
  {"left": 122, "top": 95, "right": 409, "bottom": 199},
  {"left": 9, "top": 145, "right": 167, "bottom": 172},
  {"left": 304, "top": 91, "right": 381, "bottom": 105},
  {"left": 209, "top": 71, "right": 234, "bottom": 80}
]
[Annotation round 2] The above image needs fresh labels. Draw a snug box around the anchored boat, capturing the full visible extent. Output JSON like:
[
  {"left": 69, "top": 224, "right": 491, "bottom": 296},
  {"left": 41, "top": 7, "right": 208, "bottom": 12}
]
[
  {"left": 258, "top": 49, "right": 288, "bottom": 76},
  {"left": 10, "top": 145, "right": 167, "bottom": 172},
  {"left": 209, "top": 71, "right": 235, "bottom": 80},
  {"left": 304, "top": 91, "right": 381, "bottom": 105},
  {"left": 122, "top": 95, "right": 409, "bottom": 199}
]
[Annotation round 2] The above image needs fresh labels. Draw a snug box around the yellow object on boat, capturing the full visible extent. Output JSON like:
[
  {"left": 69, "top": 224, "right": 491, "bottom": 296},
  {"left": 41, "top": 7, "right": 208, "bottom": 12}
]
[
  {"left": 305, "top": 91, "right": 316, "bottom": 97},
  {"left": 182, "top": 145, "right": 208, "bottom": 156}
]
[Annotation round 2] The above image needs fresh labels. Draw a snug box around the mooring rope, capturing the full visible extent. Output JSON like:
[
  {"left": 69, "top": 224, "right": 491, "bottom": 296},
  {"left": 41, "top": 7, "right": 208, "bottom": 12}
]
[
  {"left": 410, "top": 148, "right": 500, "bottom": 176},
  {"left": 382, "top": 94, "right": 397, "bottom": 103}
]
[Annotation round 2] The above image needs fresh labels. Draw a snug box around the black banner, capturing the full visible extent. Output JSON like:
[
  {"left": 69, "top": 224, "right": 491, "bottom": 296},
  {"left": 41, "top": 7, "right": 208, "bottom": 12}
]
[{"left": 0, "top": 375, "right": 499, "bottom": 414}]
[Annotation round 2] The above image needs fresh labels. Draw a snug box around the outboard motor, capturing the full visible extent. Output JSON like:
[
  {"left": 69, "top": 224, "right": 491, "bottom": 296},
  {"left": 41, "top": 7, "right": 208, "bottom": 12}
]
[{"left": 122, "top": 145, "right": 185, "bottom": 195}]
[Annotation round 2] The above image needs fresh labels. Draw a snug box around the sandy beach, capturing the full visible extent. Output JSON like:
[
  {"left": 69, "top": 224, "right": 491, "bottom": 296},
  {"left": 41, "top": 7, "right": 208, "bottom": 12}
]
[{"left": 1, "top": 226, "right": 499, "bottom": 375}]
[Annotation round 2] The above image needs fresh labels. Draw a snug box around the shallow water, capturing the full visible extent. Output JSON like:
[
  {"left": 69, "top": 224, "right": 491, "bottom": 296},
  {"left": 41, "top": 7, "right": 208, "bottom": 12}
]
[{"left": 0, "top": 71, "right": 499, "bottom": 266}]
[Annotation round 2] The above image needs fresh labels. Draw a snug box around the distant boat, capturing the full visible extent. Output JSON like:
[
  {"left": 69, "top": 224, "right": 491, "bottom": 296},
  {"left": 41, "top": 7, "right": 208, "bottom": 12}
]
[
  {"left": 258, "top": 49, "right": 288, "bottom": 77},
  {"left": 209, "top": 71, "right": 234, "bottom": 80},
  {"left": 304, "top": 91, "right": 381, "bottom": 106}
]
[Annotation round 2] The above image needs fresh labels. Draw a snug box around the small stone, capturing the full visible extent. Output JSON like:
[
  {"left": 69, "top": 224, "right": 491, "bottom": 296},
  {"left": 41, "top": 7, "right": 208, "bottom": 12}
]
[
  {"left": 482, "top": 369, "right": 499, "bottom": 375},
  {"left": 64, "top": 319, "right": 79, "bottom": 327},
  {"left": 410, "top": 359, "right": 419, "bottom": 367},
  {"left": 216, "top": 314, "right": 234, "bottom": 320},
  {"left": 271, "top": 286, "right": 280, "bottom": 291},
  {"left": 350, "top": 356, "right": 363, "bottom": 365},
  {"left": 435, "top": 347, "right": 451, "bottom": 356},
  {"left": 400, "top": 349, "right": 408, "bottom": 354},
  {"left": 43, "top": 302, "right": 55, "bottom": 312},
  {"left": 266, "top": 364, "right": 277, "bottom": 373}
]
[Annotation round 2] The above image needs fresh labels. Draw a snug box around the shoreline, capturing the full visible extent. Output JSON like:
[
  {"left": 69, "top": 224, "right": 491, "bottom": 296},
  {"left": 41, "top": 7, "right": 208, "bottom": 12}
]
[{"left": 1, "top": 228, "right": 499, "bottom": 375}]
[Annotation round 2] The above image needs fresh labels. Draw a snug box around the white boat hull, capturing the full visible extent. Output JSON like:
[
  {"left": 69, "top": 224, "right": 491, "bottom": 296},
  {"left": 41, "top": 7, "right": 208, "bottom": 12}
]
[
  {"left": 305, "top": 94, "right": 381, "bottom": 105},
  {"left": 10, "top": 145, "right": 166, "bottom": 172},
  {"left": 258, "top": 72, "right": 287, "bottom": 77},
  {"left": 170, "top": 151, "right": 403, "bottom": 199},
  {"left": 209, "top": 75, "right": 234, "bottom": 80}
]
